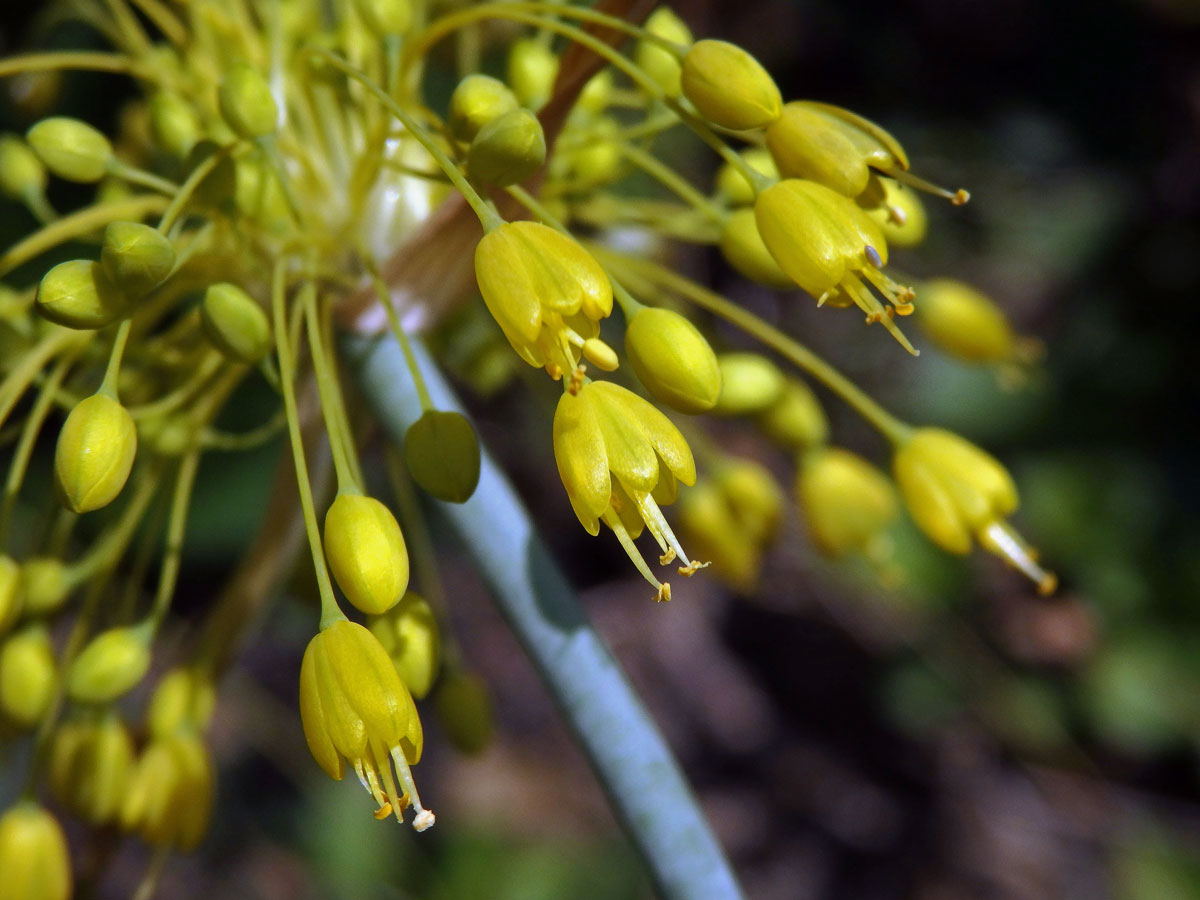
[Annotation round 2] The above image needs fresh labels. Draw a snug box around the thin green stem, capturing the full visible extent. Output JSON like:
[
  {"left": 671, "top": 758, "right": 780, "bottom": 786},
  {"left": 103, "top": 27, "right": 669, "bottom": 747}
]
[
  {"left": 99, "top": 319, "right": 133, "bottom": 398},
  {"left": 157, "top": 146, "right": 231, "bottom": 233},
  {"left": 303, "top": 283, "right": 362, "bottom": 495},
  {"left": 148, "top": 451, "right": 199, "bottom": 630},
  {"left": 617, "top": 141, "right": 723, "bottom": 224},
  {"left": 364, "top": 262, "right": 433, "bottom": 413},
  {"left": 108, "top": 159, "right": 179, "bottom": 197},
  {"left": 0, "top": 51, "right": 147, "bottom": 80}
]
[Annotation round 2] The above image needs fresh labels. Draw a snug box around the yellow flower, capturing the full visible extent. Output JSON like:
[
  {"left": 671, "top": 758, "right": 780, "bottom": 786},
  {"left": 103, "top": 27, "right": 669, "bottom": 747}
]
[
  {"left": 0, "top": 803, "right": 71, "bottom": 900},
  {"left": 120, "top": 732, "right": 215, "bottom": 851}
]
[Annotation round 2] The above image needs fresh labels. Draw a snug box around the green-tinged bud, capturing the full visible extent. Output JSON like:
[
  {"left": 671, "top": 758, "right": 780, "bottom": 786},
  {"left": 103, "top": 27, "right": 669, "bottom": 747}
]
[
  {"left": 147, "top": 667, "right": 216, "bottom": 738},
  {"left": 720, "top": 207, "right": 796, "bottom": 289},
  {"left": 624, "top": 306, "right": 722, "bottom": 413},
  {"left": 916, "top": 279, "right": 1016, "bottom": 364},
  {"left": 448, "top": 75, "right": 520, "bottom": 143},
  {"left": 36, "top": 259, "right": 129, "bottom": 329},
  {"left": 148, "top": 91, "right": 201, "bottom": 159},
  {"left": 55, "top": 393, "right": 138, "bottom": 514},
  {"left": 0, "top": 804, "right": 72, "bottom": 900},
  {"left": 22, "top": 558, "right": 71, "bottom": 617},
  {"left": 101, "top": 221, "right": 175, "bottom": 297},
  {"left": 712, "top": 352, "right": 785, "bottom": 415},
  {"left": 681, "top": 40, "right": 781, "bottom": 130},
  {"left": 562, "top": 116, "right": 621, "bottom": 186},
  {"left": 0, "top": 134, "right": 47, "bottom": 200},
  {"left": 0, "top": 556, "right": 21, "bottom": 636},
  {"left": 324, "top": 494, "right": 410, "bottom": 614},
  {"left": 715, "top": 147, "right": 777, "bottom": 207},
  {"left": 370, "top": 591, "right": 440, "bottom": 700},
  {"left": 217, "top": 63, "right": 278, "bottom": 139},
  {"left": 403, "top": 411, "right": 481, "bottom": 504},
  {"left": 507, "top": 38, "right": 559, "bottom": 111},
  {"left": 766, "top": 101, "right": 908, "bottom": 199},
  {"left": 676, "top": 482, "right": 761, "bottom": 591},
  {"left": 718, "top": 459, "right": 785, "bottom": 544},
  {"left": 434, "top": 669, "right": 492, "bottom": 756},
  {"left": 27, "top": 116, "right": 114, "bottom": 182},
  {"left": 636, "top": 8, "right": 693, "bottom": 96},
  {"left": 756, "top": 378, "right": 829, "bottom": 451},
  {"left": 121, "top": 733, "right": 214, "bottom": 850},
  {"left": 863, "top": 177, "right": 927, "bottom": 248},
  {"left": 49, "top": 714, "right": 134, "bottom": 825},
  {"left": 66, "top": 625, "right": 151, "bottom": 704},
  {"left": 352, "top": 0, "right": 411, "bottom": 35},
  {"left": 467, "top": 108, "right": 546, "bottom": 186},
  {"left": 796, "top": 446, "right": 897, "bottom": 557},
  {"left": 234, "top": 155, "right": 291, "bottom": 230},
  {"left": 893, "top": 428, "right": 1056, "bottom": 594},
  {"left": 577, "top": 69, "right": 613, "bottom": 114},
  {"left": 201, "top": 282, "right": 272, "bottom": 364},
  {"left": 0, "top": 626, "right": 57, "bottom": 728}
]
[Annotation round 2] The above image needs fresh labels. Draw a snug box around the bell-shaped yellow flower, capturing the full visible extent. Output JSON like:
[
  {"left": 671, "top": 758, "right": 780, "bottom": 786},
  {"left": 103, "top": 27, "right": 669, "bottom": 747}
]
[
  {"left": 49, "top": 712, "right": 135, "bottom": 825},
  {"left": 120, "top": 732, "right": 214, "bottom": 851},
  {"left": 797, "top": 446, "right": 897, "bottom": 559},
  {"left": 299, "top": 619, "right": 433, "bottom": 830},
  {"left": 0, "top": 803, "right": 71, "bottom": 900},
  {"left": 369, "top": 591, "right": 440, "bottom": 700},
  {"left": 553, "top": 380, "right": 702, "bottom": 600},
  {"left": 893, "top": 428, "right": 1055, "bottom": 594}
]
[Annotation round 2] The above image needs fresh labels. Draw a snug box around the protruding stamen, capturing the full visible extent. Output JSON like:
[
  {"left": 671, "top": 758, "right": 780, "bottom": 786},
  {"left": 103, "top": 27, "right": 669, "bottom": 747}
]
[
  {"left": 389, "top": 745, "right": 435, "bottom": 832},
  {"left": 888, "top": 168, "right": 970, "bottom": 206},
  {"left": 568, "top": 364, "right": 586, "bottom": 395},
  {"left": 980, "top": 520, "right": 1057, "bottom": 596},
  {"left": 864, "top": 245, "right": 883, "bottom": 268},
  {"left": 843, "top": 272, "right": 919, "bottom": 356},
  {"left": 634, "top": 492, "right": 693, "bottom": 570},
  {"left": 582, "top": 337, "right": 619, "bottom": 371},
  {"left": 603, "top": 508, "right": 666, "bottom": 600}
]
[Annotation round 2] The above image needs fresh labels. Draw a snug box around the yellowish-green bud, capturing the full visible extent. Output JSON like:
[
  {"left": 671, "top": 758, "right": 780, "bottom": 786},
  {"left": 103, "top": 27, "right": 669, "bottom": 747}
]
[
  {"left": 916, "top": 279, "right": 1015, "bottom": 364},
  {"left": 234, "top": 155, "right": 291, "bottom": 231},
  {"left": 369, "top": 591, "right": 440, "bottom": 700},
  {"left": 719, "top": 207, "right": 796, "bottom": 289},
  {"left": 352, "top": 0, "right": 411, "bottom": 35},
  {"left": 797, "top": 447, "right": 897, "bottom": 557},
  {"left": 21, "top": 558, "right": 71, "bottom": 617},
  {"left": 715, "top": 147, "right": 777, "bottom": 207},
  {"left": 507, "top": 38, "right": 559, "bottom": 111},
  {"left": 562, "top": 116, "right": 621, "bottom": 186},
  {"left": 577, "top": 69, "right": 613, "bottom": 114},
  {"left": 27, "top": 116, "right": 114, "bottom": 182},
  {"left": 0, "top": 804, "right": 71, "bottom": 900},
  {"left": 101, "top": 221, "right": 175, "bottom": 297},
  {"left": 712, "top": 352, "right": 786, "bottom": 415},
  {"left": 0, "top": 134, "right": 47, "bottom": 200},
  {"left": 434, "top": 668, "right": 493, "bottom": 756},
  {"left": 756, "top": 378, "right": 829, "bottom": 451},
  {"left": 403, "top": 410, "right": 481, "bottom": 504},
  {"left": 148, "top": 91, "right": 201, "bottom": 159},
  {"left": 448, "top": 75, "right": 520, "bottom": 143},
  {"left": 636, "top": 7, "right": 693, "bottom": 96},
  {"left": 624, "top": 306, "right": 722, "bottom": 414},
  {"left": 36, "top": 259, "right": 129, "bottom": 329},
  {"left": 0, "top": 556, "right": 21, "bottom": 636},
  {"left": 681, "top": 40, "right": 781, "bottom": 130},
  {"left": 55, "top": 393, "right": 138, "bottom": 514},
  {"left": 676, "top": 482, "right": 761, "bottom": 591},
  {"left": 66, "top": 625, "right": 151, "bottom": 704},
  {"left": 217, "top": 63, "right": 278, "bottom": 139},
  {"left": 121, "top": 733, "right": 214, "bottom": 850},
  {"left": 863, "top": 177, "right": 927, "bottom": 248},
  {"left": 718, "top": 459, "right": 785, "bottom": 544},
  {"left": 324, "top": 494, "right": 410, "bottom": 615},
  {"left": 200, "top": 282, "right": 272, "bottom": 364},
  {"left": 147, "top": 667, "right": 216, "bottom": 738},
  {"left": 467, "top": 108, "right": 546, "bottom": 186},
  {"left": 49, "top": 714, "right": 134, "bottom": 825},
  {"left": 0, "top": 626, "right": 57, "bottom": 728}
]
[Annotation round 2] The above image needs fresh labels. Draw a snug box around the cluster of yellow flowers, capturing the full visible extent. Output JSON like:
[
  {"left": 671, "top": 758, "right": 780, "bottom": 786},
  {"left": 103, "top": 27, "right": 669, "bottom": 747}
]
[{"left": 0, "top": 0, "right": 1055, "bottom": 894}]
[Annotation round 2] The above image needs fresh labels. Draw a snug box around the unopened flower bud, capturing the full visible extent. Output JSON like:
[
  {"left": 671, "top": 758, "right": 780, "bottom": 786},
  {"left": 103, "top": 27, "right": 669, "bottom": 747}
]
[
  {"left": 624, "top": 306, "right": 722, "bottom": 413},
  {"left": 352, "top": 0, "right": 411, "bottom": 35},
  {"left": 37, "top": 259, "right": 129, "bottom": 329},
  {"left": 27, "top": 116, "right": 114, "bottom": 182},
  {"left": 507, "top": 38, "right": 559, "bottom": 110},
  {"left": 577, "top": 69, "right": 613, "bottom": 114},
  {"left": 200, "top": 282, "right": 272, "bottom": 364},
  {"left": 55, "top": 393, "right": 138, "bottom": 514},
  {"left": 49, "top": 713, "right": 134, "bottom": 824},
  {"left": 66, "top": 625, "right": 151, "bottom": 704},
  {"left": 720, "top": 207, "right": 796, "bottom": 289},
  {"left": 715, "top": 147, "right": 777, "bottom": 207},
  {"left": 234, "top": 155, "right": 291, "bottom": 229},
  {"left": 0, "top": 134, "right": 47, "bottom": 200},
  {"left": 916, "top": 279, "right": 1016, "bottom": 364},
  {"left": 718, "top": 459, "right": 785, "bottom": 544},
  {"left": 756, "top": 378, "right": 829, "bottom": 451},
  {"left": 403, "top": 410, "right": 481, "bottom": 504},
  {"left": 147, "top": 667, "right": 216, "bottom": 738},
  {"left": 21, "top": 558, "right": 71, "bottom": 617},
  {"left": 467, "top": 108, "right": 546, "bottom": 186},
  {"left": 217, "top": 63, "right": 278, "bottom": 139},
  {"left": 121, "top": 733, "right": 214, "bottom": 850},
  {"left": 324, "top": 494, "right": 410, "bottom": 614},
  {"left": 712, "top": 352, "right": 785, "bottom": 415},
  {"left": 562, "top": 116, "right": 621, "bottom": 186},
  {"left": 636, "top": 7, "right": 693, "bottom": 96},
  {"left": 448, "top": 75, "right": 520, "bottom": 143},
  {"left": 677, "top": 482, "right": 760, "bottom": 590},
  {"left": 434, "top": 668, "right": 493, "bottom": 756},
  {"left": 370, "top": 591, "right": 440, "bottom": 700},
  {"left": 0, "top": 626, "right": 57, "bottom": 728},
  {"left": 101, "top": 221, "right": 175, "bottom": 297},
  {"left": 148, "top": 91, "right": 201, "bottom": 159},
  {"left": 797, "top": 447, "right": 897, "bottom": 557},
  {"left": 0, "top": 804, "right": 71, "bottom": 900},
  {"left": 0, "top": 556, "right": 21, "bottom": 636},
  {"left": 681, "top": 40, "right": 781, "bottom": 130}
]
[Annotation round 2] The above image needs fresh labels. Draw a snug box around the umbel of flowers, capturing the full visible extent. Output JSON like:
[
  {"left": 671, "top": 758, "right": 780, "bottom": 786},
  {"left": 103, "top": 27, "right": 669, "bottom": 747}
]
[{"left": 0, "top": 0, "right": 1053, "bottom": 893}]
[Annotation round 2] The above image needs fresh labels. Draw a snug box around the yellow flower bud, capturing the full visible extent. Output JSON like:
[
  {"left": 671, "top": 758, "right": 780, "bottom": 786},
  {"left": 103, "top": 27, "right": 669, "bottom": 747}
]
[
  {"left": 712, "top": 352, "right": 786, "bottom": 416},
  {"left": 200, "top": 282, "right": 272, "bottom": 364},
  {"left": 577, "top": 69, "right": 613, "bottom": 114},
  {"left": 0, "top": 134, "right": 47, "bottom": 201},
  {"left": 560, "top": 116, "right": 622, "bottom": 186},
  {"left": 49, "top": 713, "right": 134, "bottom": 825},
  {"left": 756, "top": 378, "right": 829, "bottom": 451},
  {"left": 715, "top": 147, "right": 777, "bottom": 207},
  {"left": 66, "top": 624, "right": 151, "bottom": 704},
  {"left": 0, "top": 555, "right": 21, "bottom": 636},
  {"left": 351, "top": 0, "right": 411, "bottom": 36},
  {"left": 147, "top": 667, "right": 216, "bottom": 738},
  {"left": 863, "top": 177, "right": 927, "bottom": 248},
  {"left": 467, "top": 108, "right": 546, "bottom": 186},
  {"left": 0, "top": 804, "right": 71, "bottom": 900},
  {"left": 300, "top": 619, "right": 433, "bottom": 828},
  {"left": 766, "top": 101, "right": 908, "bottom": 199},
  {"left": 324, "top": 494, "right": 410, "bottom": 615},
  {"left": 370, "top": 591, "right": 440, "bottom": 700},
  {"left": 434, "top": 668, "right": 493, "bottom": 756},
  {"left": 624, "top": 306, "right": 722, "bottom": 414},
  {"left": 0, "top": 626, "right": 57, "bottom": 728},
  {"left": 217, "top": 63, "right": 278, "bottom": 139},
  {"left": 21, "top": 557, "right": 71, "bottom": 617},
  {"left": 676, "top": 482, "right": 761, "bottom": 591},
  {"left": 36, "top": 259, "right": 129, "bottom": 330},
  {"left": 719, "top": 207, "right": 796, "bottom": 289},
  {"left": 403, "top": 410, "right": 481, "bottom": 504},
  {"left": 148, "top": 91, "right": 201, "bottom": 159},
  {"left": 100, "top": 221, "right": 175, "bottom": 297},
  {"left": 26, "top": 116, "right": 113, "bottom": 182},
  {"left": 796, "top": 447, "right": 897, "bottom": 557},
  {"left": 636, "top": 7, "right": 693, "bottom": 96},
  {"left": 681, "top": 40, "right": 781, "bottom": 130},
  {"left": 916, "top": 279, "right": 1016, "bottom": 364},
  {"left": 448, "top": 75, "right": 520, "bottom": 143},
  {"left": 55, "top": 393, "right": 138, "bottom": 514},
  {"left": 718, "top": 459, "right": 785, "bottom": 544},
  {"left": 893, "top": 428, "right": 1055, "bottom": 593},
  {"left": 507, "top": 37, "right": 559, "bottom": 111},
  {"left": 234, "top": 155, "right": 291, "bottom": 231},
  {"left": 121, "top": 732, "right": 214, "bottom": 850}
]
